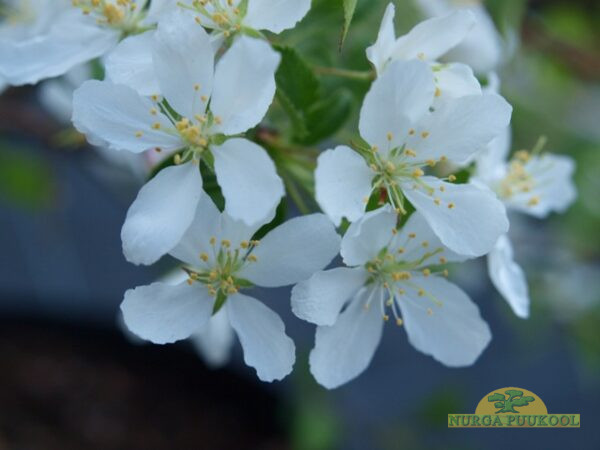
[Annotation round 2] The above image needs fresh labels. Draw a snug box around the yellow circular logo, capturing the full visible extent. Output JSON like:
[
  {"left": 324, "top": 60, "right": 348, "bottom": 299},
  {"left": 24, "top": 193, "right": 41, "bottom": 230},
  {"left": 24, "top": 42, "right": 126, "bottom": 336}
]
[{"left": 475, "top": 387, "right": 548, "bottom": 415}]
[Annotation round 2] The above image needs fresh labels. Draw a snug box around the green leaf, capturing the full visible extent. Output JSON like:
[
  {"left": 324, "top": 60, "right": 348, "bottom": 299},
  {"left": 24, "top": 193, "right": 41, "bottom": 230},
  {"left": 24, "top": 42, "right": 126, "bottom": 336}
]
[
  {"left": 340, "top": 0, "right": 358, "bottom": 49},
  {"left": 301, "top": 88, "right": 353, "bottom": 145},
  {"left": 275, "top": 46, "right": 319, "bottom": 112}
]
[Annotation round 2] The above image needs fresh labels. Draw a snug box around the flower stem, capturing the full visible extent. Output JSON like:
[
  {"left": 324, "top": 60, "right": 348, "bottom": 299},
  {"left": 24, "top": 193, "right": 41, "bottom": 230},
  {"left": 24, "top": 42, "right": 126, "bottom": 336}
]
[{"left": 313, "top": 66, "right": 375, "bottom": 81}]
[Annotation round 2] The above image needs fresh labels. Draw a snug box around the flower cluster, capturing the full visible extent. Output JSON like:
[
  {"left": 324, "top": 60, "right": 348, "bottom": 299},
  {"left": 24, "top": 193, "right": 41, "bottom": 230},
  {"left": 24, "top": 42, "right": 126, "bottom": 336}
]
[{"left": 0, "top": 0, "right": 576, "bottom": 388}]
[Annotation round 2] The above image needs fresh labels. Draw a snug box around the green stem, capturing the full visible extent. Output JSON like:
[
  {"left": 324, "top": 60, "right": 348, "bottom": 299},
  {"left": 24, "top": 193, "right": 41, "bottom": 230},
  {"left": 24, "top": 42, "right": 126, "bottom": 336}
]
[{"left": 313, "top": 66, "right": 375, "bottom": 81}]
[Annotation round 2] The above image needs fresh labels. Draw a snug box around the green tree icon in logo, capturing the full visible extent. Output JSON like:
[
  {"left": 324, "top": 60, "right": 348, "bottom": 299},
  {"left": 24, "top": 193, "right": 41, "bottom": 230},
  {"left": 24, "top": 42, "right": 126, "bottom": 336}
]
[{"left": 487, "top": 390, "right": 535, "bottom": 413}]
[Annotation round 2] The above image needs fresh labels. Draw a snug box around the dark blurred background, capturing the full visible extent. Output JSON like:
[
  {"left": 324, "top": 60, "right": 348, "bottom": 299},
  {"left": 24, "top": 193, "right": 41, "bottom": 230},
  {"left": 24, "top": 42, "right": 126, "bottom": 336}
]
[{"left": 0, "top": 0, "right": 599, "bottom": 448}]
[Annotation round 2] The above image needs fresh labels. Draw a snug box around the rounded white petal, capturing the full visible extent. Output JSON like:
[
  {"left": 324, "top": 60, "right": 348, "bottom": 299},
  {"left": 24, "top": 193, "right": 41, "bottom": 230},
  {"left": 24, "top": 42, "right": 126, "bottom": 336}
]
[
  {"left": 227, "top": 293, "right": 295, "bottom": 382},
  {"left": 212, "top": 138, "right": 284, "bottom": 226},
  {"left": 168, "top": 192, "right": 222, "bottom": 267},
  {"left": 359, "top": 60, "right": 435, "bottom": 155},
  {"left": 239, "top": 214, "right": 341, "bottom": 288},
  {"left": 210, "top": 36, "right": 280, "bottom": 135},
  {"left": 505, "top": 154, "right": 577, "bottom": 218},
  {"left": 145, "top": 0, "right": 177, "bottom": 23},
  {"left": 72, "top": 80, "right": 181, "bottom": 153},
  {"left": 432, "top": 62, "right": 481, "bottom": 102},
  {"left": 341, "top": 205, "right": 397, "bottom": 267},
  {"left": 487, "top": 235, "right": 529, "bottom": 318},
  {"left": 391, "top": 10, "right": 476, "bottom": 61},
  {"left": 366, "top": 3, "right": 397, "bottom": 74},
  {"left": 409, "top": 93, "right": 512, "bottom": 165},
  {"left": 121, "top": 281, "right": 214, "bottom": 345},
  {"left": 121, "top": 162, "right": 203, "bottom": 265},
  {"left": 0, "top": 12, "right": 118, "bottom": 85},
  {"left": 473, "top": 125, "right": 512, "bottom": 181},
  {"left": 190, "top": 307, "right": 235, "bottom": 368},
  {"left": 309, "top": 288, "right": 385, "bottom": 389},
  {"left": 402, "top": 177, "right": 509, "bottom": 257},
  {"left": 153, "top": 10, "right": 214, "bottom": 118},
  {"left": 315, "top": 146, "right": 373, "bottom": 226},
  {"left": 291, "top": 267, "right": 368, "bottom": 326},
  {"left": 105, "top": 31, "right": 160, "bottom": 96},
  {"left": 244, "top": 0, "right": 311, "bottom": 33},
  {"left": 391, "top": 211, "right": 469, "bottom": 266},
  {"left": 397, "top": 275, "right": 491, "bottom": 366}
]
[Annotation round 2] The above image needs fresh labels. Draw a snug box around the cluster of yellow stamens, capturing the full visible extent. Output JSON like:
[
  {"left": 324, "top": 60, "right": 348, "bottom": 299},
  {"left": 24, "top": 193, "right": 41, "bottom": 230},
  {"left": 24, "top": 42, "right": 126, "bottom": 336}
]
[
  {"left": 72, "top": 0, "right": 143, "bottom": 30},
  {"left": 363, "top": 229, "right": 447, "bottom": 325},
  {"left": 360, "top": 129, "right": 457, "bottom": 213},
  {"left": 179, "top": 0, "right": 244, "bottom": 37},
  {"left": 497, "top": 150, "right": 540, "bottom": 207},
  {"left": 184, "top": 237, "right": 260, "bottom": 312}
]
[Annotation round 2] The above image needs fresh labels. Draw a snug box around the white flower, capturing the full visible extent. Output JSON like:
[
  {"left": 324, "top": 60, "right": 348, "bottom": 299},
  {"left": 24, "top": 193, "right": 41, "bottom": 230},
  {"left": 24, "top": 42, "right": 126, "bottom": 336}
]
[
  {"left": 415, "top": 0, "right": 505, "bottom": 74},
  {"left": 315, "top": 59, "right": 511, "bottom": 257},
  {"left": 0, "top": 0, "right": 169, "bottom": 86},
  {"left": 72, "top": 12, "right": 285, "bottom": 265},
  {"left": 291, "top": 206, "right": 491, "bottom": 389},
  {"left": 121, "top": 193, "right": 341, "bottom": 382},
  {"left": 472, "top": 125, "right": 577, "bottom": 318},
  {"left": 367, "top": 3, "right": 481, "bottom": 102}
]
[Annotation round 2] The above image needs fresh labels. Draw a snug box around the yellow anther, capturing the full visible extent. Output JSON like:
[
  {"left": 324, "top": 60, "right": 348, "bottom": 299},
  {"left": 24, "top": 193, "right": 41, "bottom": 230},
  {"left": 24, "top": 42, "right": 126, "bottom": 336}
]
[
  {"left": 439, "top": 185, "right": 446, "bottom": 192},
  {"left": 422, "top": 268, "right": 431, "bottom": 277},
  {"left": 396, "top": 318, "right": 403, "bottom": 326},
  {"left": 391, "top": 228, "right": 398, "bottom": 235},
  {"left": 209, "top": 270, "right": 218, "bottom": 280},
  {"left": 383, "top": 314, "right": 390, "bottom": 322},
  {"left": 135, "top": 131, "right": 143, "bottom": 138},
  {"left": 398, "top": 288, "right": 405, "bottom": 295},
  {"left": 371, "top": 145, "right": 379, "bottom": 153},
  {"left": 440, "top": 155, "right": 447, "bottom": 162},
  {"left": 386, "top": 299, "right": 393, "bottom": 306},
  {"left": 421, "top": 131, "right": 430, "bottom": 139},
  {"left": 448, "top": 202, "right": 455, "bottom": 209},
  {"left": 174, "top": 154, "right": 182, "bottom": 165},
  {"left": 421, "top": 241, "right": 429, "bottom": 248},
  {"left": 418, "top": 289, "right": 425, "bottom": 297},
  {"left": 434, "top": 198, "right": 441, "bottom": 206},
  {"left": 448, "top": 174, "right": 457, "bottom": 182},
  {"left": 515, "top": 150, "right": 530, "bottom": 162},
  {"left": 214, "top": 116, "right": 222, "bottom": 125},
  {"left": 417, "top": 52, "right": 425, "bottom": 60},
  {"left": 404, "top": 149, "right": 417, "bottom": 157},
  {"left": 397, "top": 247, "right": 405, "bottom": 254},
  {"left": 439, "top": 256, "right": 447, "bottom": 264},
  {"left": 247, "top": 255, "right": 258, "bottom": 262},
  {"left": 187, "top": 278, "right": 194, "bottom": 285},
  {"left": 151, "top": 95, "right": 159, "bottom": 101},
  {"left": 150, "top": 108, "right": 157, "bottom": 115},
  {"left": 221, "top": 239, "right": 231, "bottom": 248},
  {"left": 210, "top": 237, "right": 216, "bottom": 245},
  {"left": 408, "top": 128, "right": 415, "bottom": 136},
  {"left": 412, "top": 168, "right": 424, "bottom": 178},
  {"left": 426, "top": 159, "right": 436, "bottom": 167},
  {"left": 152, "top": 122, "right": 161, "bottom": 130},
  {"left": 193, "top": 84, "right": 201, "bottom": 91},
  {"left": 435, "top": 87, "right": 441, "bottom": 97},
  {"left": 427, "top": 307, "right": 433, "bottom": 315},
  {"left": 200, "top": 252, "right": 209, "bottom": 262},
  {"left": 201, "top": 95, "right": 208, "bottom": 102},
  {"left": 528, "top": 196, "right": 540, "bottom": 206},
  {"left": 408, "top": 233, "right": 416, "bottom": 239},
  {"left": 240, "top": 240, "right": 249, "bottom": 249},
  {"left": 387, "top": 132, "right": 393, "bottom": 141},
  {"left": 442, "top": 269, "right": 449, "bottom": 277}
]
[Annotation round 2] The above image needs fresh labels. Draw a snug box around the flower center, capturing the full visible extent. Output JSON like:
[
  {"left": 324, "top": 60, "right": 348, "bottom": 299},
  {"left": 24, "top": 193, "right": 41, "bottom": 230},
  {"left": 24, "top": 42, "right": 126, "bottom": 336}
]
[
  {"left": 184, "top": 236, "right": 260, "bottom": 312},
  {"left": 72, "top": 0, "right": 146, "bottom": 33},
  {"left": 496, "top": 150, "right": 540, "bottom": 207},
  {"left": 363, "top": 230, "right": 448, "bottom": 325},
  {"left": 180, "top": 0, "right": 245, "bottom": 37}
]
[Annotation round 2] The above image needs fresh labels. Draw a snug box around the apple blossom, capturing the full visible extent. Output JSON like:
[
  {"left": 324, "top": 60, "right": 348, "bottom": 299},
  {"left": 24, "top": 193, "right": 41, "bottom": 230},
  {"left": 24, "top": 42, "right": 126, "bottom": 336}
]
[
  {"left": 72, "top": 12, "right": 285, "bottom": 265},
  {"left": 367, "top": 3, "right": 482, "bottom": 102},
  {"left": 315, "top": 59, "right": 512, "bottom": 257},
  {"left": 121, "top": 193, "right": 341, "bottom": 382},
  {"left": 291, "top": 206, "right": 491, "bottom": 389}
]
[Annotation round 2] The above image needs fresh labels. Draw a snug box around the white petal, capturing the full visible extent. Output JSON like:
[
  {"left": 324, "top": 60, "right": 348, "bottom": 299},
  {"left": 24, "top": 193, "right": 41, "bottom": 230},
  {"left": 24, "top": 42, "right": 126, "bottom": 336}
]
[
  {"left": 72, "top": 80, "right": 181, "bottom": 153},
  {"left": 121, "top": 281, "right": 214, "bottom": 344},
  {"left": 168, "top": 192, "right": 222, "bottom": 267},
  {"left": 145, "top": 0, "right": 177, "bottom": 23},
  {"left": 291, "top": 267, "right": 368, "bottom": 326},
  {"left": 153, "top": 10, "right": 214, "bottom": 118},
  {"left": 210, "top": 36, "right": 280, "bottom": 135},
  {"left": 244, "top": 0, "right": 311, "bottom": 33},
  {"left": 341, "top": 205, "right": 396, "bottom": 267},
  {"left": 402, "top": 177, "right": 508, "bottom": 257},
  {"left": 366, "top": 3, "right": 397, "bottom": 74},
  {"left": 487, "top": 235, "right": 529, "bottom": 318},
  {"left": 397, "top": 275, "right": 491, "bottom": 366},
  {"left": 212, "top": 138, "right": 284, "bottom": 226},
  {"left": 391, "top": 10, "right": 476, "bottom": 61},
  {"left": 359, "top": 60, "right": 434, "bottom": 155},
  {"left": 505, "top": 154, "right": 577, "bottom": 218},
  {"left": 105, "top": 32, "right": 160, "bottom": 96},
  {"left": 227, "top": 293, "right": 295, "bottom": 382},
  {"left": 391, "top": 211, "right": 470, "bottom": 266},
  {"left": 0, "top": 12, "right": 118, "bottom": 85},
  {"left": 315, "top": 146, "right": 373, "bottom": 226},
  {"left": 190, "top": 307, "right": 235, "bottom": 368},
  {"left": 432, "top": 62, "right": 481, "bottom": 102},
  {"left": 409, "top": 93, "right": 512, "bottom": 165},
  {"left": 309, "top": 288, "right": 384, "bottom": 389},
  {"left": 444, "top": 4, "right": 504, "bottom": 74},
  {"left": 473, "top": 125, "right": 512, "bottom": 181},
  {"left": 121, "top": 162, "right": 203, "bottom": 265},
  {"left": 239, "top": 214, "right": 341, "bottom": 288}
]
